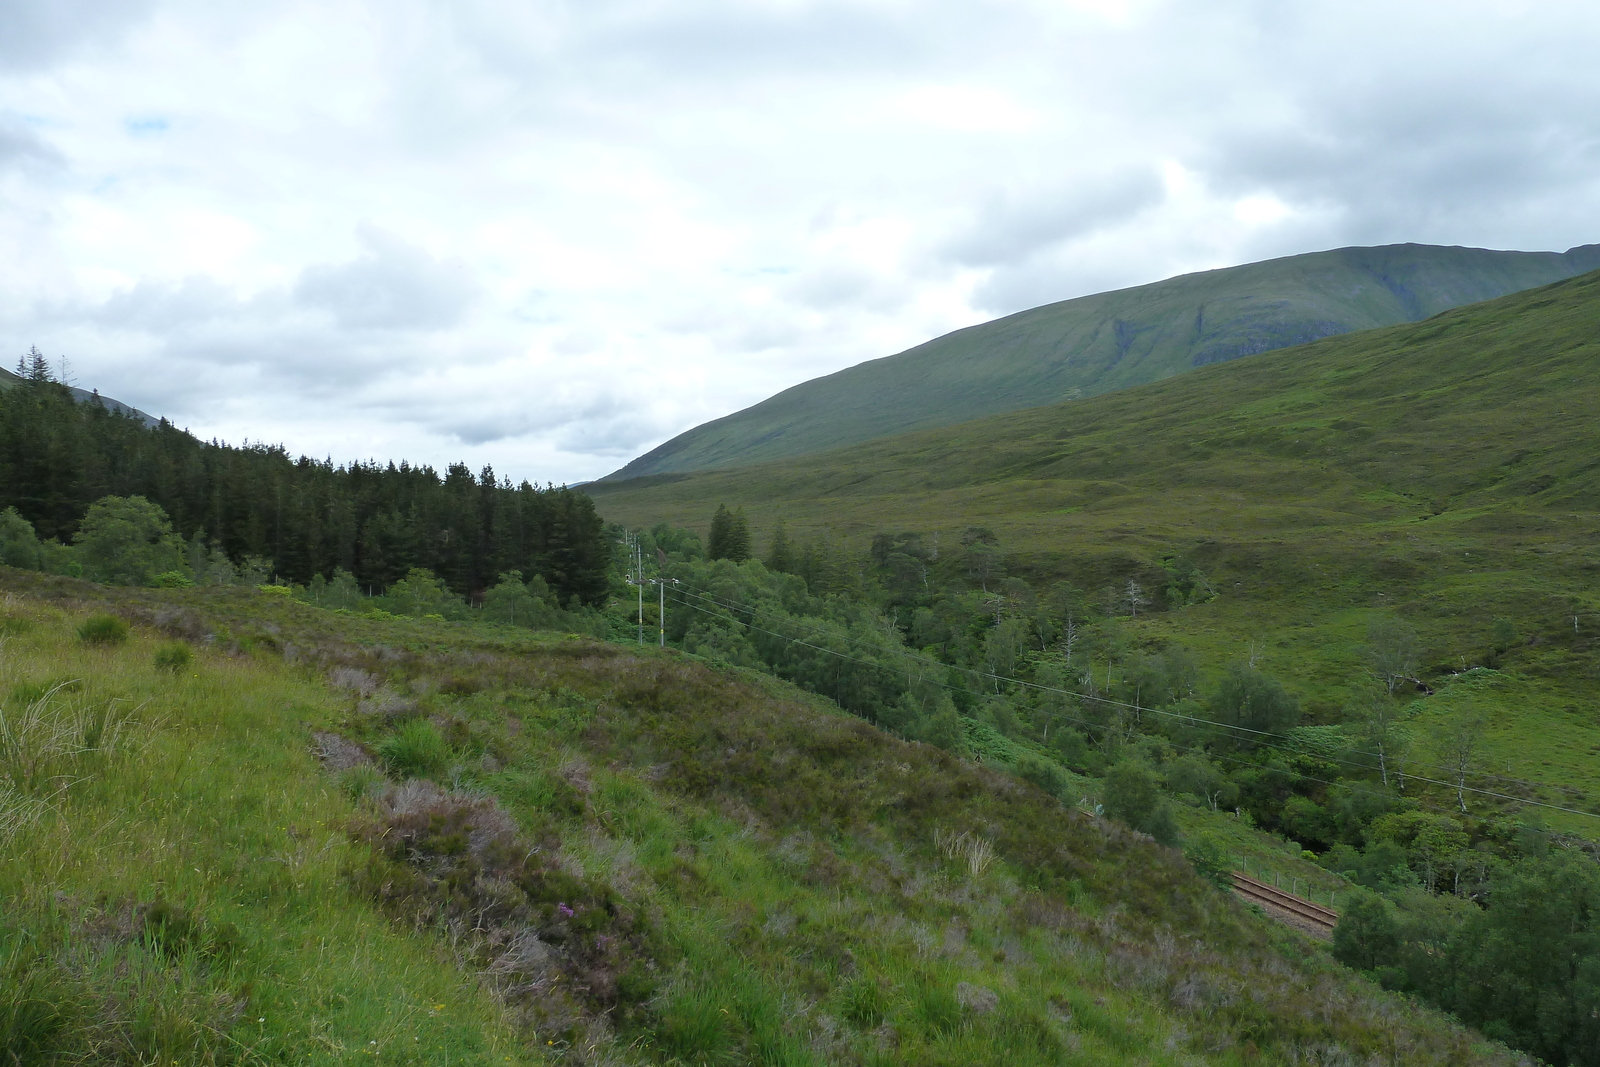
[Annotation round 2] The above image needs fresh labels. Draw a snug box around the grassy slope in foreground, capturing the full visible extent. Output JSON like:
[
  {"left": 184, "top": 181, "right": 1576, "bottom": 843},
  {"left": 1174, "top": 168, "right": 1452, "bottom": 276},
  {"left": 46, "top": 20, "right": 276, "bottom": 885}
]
[
  {"left": 607, "top": 241, "right": 1600, "bottom": 479},
  {"left": 0, "top": 575, "right": 1518, "bottom": 1066},
  {"left": 587, "top": 269, "right": 1600, "bottom": 832}
]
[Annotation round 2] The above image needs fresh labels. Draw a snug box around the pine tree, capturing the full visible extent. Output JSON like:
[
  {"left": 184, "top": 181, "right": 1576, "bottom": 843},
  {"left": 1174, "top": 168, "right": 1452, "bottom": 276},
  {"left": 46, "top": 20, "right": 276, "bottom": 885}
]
[
  {"left": 24, "top": 346, "right": 52, "bottom": 382},
  {"left": 765, "top": 519, "right": 793, "bottom": 573},
  {"left": 726, "top": 507, "right": 752, "bottom": 563},
  {"left": 707, "top": 504, "right": 734, "bottom": 560}
]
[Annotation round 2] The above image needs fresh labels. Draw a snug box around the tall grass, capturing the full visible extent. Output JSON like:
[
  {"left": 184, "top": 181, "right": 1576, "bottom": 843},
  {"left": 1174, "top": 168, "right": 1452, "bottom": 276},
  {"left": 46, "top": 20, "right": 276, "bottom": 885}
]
[
  {"left": 0, "top": 682, "right": 137, "bottom": 795},
  {"left": 933, "top": 828, "right": 996, "bottom": 877},
  {"left": 0, "top": 593, "right": 535, "bottom": 1066}
]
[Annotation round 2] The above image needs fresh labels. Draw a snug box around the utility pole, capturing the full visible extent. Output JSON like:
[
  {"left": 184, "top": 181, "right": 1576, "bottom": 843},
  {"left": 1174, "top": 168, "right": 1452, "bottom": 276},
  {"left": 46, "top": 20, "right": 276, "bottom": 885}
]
[
  {"left": 654, "top": 576, "right": 681, "bottom": 647},
  {"left": 620, "top": 528, "right": 644, "bottom": 645}
]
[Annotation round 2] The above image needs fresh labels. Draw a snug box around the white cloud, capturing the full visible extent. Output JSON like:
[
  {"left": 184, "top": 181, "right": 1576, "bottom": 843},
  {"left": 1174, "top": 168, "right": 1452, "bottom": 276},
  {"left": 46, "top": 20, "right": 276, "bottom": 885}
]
[
  {"left": 294, "top": 227, "right": 480, "bottom": 331},
  {"left": 1, "top": 0, "right": 1598, "bottom": 483}
]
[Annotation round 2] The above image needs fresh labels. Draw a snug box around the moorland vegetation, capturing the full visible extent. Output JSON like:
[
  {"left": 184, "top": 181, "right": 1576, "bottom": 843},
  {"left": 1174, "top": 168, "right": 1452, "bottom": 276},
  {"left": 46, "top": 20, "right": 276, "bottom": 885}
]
[
  {"left": 5, "top": 266, "right": 1600, "bottom": 1064},
  {"left": 0, "top": 567, "right": 1526, "bottom": 1066},
  {"left": 589, "top": 268, "right": 1600, "bottom": 1064}
]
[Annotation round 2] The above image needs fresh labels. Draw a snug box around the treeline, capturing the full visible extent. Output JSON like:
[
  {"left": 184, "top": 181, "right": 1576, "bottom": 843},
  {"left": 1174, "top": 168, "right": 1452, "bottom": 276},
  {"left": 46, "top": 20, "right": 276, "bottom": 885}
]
[
  {"left": 612, "top": 510, "right": 1600, "bottom": 1067},
  {"left": 2, "top": 494, "right": 610, "bottom": 636},
  {"left": 0, "top": 365, "right": 608, "bottom": 603}
]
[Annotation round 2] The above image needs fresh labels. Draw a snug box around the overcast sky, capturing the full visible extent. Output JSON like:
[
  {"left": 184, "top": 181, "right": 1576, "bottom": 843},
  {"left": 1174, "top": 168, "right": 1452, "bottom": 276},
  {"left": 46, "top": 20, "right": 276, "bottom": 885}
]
[{"left": 3, "top": 0, "right": 1599, "bottom": 484}]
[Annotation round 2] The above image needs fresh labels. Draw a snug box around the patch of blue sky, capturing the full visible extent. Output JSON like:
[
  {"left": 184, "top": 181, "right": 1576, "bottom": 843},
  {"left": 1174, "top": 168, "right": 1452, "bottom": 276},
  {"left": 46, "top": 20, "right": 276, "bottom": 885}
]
[{"left": 124, "top": 116, "right": 169, "bottom": 136}]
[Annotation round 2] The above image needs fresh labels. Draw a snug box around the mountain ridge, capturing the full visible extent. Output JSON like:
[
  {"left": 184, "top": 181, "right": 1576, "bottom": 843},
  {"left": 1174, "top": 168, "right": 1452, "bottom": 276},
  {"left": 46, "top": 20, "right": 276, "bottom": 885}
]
[
  {"left": 606, "top": 241, "right": 1600, "bottom": 480},
  {"left": 0, "top": 364, "right": 159, "bottom": 427}
]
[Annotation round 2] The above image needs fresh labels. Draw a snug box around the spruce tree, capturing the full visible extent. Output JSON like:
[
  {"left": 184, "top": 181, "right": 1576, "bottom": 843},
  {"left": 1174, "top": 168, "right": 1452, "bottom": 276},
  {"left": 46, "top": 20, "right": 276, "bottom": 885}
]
[
  {"left": 726, "top": 507, "right": 752, "bottom": 563},
  {"left": 25, "top": 346, "right": 52, "bottom": 382},
  {"left": 707, "top": 504, "right": 733, "bottom": 560},
  {"left": 765, "top": 519, "right": 793, "bottom": 573}
]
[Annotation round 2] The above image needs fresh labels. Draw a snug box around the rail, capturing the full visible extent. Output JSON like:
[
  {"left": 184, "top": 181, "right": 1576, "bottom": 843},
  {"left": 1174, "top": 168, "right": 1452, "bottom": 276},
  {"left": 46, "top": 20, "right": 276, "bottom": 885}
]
[{"left": 1231, "top": 871, "right": 1339, "bottom": 938}]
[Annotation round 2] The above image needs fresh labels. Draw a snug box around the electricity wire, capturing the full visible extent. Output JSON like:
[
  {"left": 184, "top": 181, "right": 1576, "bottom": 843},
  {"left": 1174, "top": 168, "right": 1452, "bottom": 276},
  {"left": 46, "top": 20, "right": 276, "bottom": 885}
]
[
  {"left": 668, "top": 583, "right": 1595, "bottom": 799},
  {"left": 666, "top": 588, "right": 1600, "bottom": 848},
  {"left": 662, "top": 584, "right": 1600, "bottom": 823},
  {"left": 668, "top": 584, "right": 1575, "bottom": 793}
]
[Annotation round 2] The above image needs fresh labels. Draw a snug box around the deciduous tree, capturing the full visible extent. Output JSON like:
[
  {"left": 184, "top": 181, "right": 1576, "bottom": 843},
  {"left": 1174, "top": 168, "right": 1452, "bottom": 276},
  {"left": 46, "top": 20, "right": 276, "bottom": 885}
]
[{"left": 73, "top": 495, "right": 186, "bottom": 586}]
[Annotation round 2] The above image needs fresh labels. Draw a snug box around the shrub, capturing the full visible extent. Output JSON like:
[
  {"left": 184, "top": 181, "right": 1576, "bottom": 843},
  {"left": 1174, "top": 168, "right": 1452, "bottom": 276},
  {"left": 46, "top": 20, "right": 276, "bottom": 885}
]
[
  {"left": 376, "top": 719, "right": 450, "bottom": 778},
  {"left": 1015, "top": 753, "right": 1070, "bottom": 799},
  {"left": 1101, "top": 760, "right": 1180, "bottom": 846},
  {"left": 1182, "top": 836, "right": 1234, "bottom": 889},
  {"left": 1490, "top": 616, "right": 1518, "bottom": 653},
  {"left": 150, "top": 571, "right": 193, "bottom": 589},
  {"left": 919, "top": 705, "right": 967, "bottom": 753},
  {"left": 1331, "top": 890, "right": 1399, "bottom": 972},
  {"left": 0, "top": 507, "right": 43, "bottom": 570},
  {"left": 152, "top": 643, "right": 193, "bottom": 674},
  {"left": 77, "top": 615, "right": 128, "bottom": 646},
  {"left": 1047, "top": 726, "right": 1089, "bottom": 771}
]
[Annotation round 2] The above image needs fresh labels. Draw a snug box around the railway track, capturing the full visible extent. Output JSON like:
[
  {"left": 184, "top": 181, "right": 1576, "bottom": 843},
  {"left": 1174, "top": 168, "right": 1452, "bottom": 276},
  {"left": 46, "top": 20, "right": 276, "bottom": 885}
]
[{"left": 1231, "top": 872, "right": 1339, "bottom": 938}]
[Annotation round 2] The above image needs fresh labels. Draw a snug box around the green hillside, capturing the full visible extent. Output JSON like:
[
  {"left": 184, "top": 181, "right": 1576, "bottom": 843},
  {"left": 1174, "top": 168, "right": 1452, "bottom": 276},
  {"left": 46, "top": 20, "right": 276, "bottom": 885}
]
[
  {"left": 586, "top": 268, "right": 1600, "bottom": 829},
  {"left": 0, "top": 574, "right": 1515, "bottom": 1066},
  {"left": 606, "top": 241, "right": 1600, "bottom": 480}
]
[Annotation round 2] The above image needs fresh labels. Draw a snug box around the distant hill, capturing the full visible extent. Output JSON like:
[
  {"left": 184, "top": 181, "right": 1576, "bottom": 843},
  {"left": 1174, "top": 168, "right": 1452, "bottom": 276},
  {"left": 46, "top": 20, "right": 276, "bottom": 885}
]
[
  {"left": 606, "top": 241, "right": 1600, "bottom": 480},
  {"left": 588, "top": 267, "right": 1600, "bottom": 828},
  {"left": 0, "top": 365, "right": 159, "bottom": 427}
]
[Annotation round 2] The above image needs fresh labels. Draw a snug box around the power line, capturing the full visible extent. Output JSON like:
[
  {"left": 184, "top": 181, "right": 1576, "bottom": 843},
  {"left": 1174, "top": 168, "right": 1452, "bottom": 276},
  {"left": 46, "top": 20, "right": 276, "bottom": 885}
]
[
  {"left": 669, "top": 584, "right": 1597, "bottom": 801},
  {"left": 665, "top": 591, "right": 1596, "bottom": 838},
  {"left": 668, "top": 586, "right": 1554, "bottom": 791},
  {"left": 664, "top": 585, "right": 1600, "bottom": 823},
  {"left": 668, "top": 592, "right": 1600, "bottom": 848}
]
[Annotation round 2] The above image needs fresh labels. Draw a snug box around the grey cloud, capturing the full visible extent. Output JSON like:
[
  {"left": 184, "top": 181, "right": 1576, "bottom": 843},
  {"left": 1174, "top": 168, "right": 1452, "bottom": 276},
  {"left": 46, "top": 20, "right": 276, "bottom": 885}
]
[
  {"left": 0, "top": 115, "right": 62, "bottom": 172},
  {"left": 454, "top": 0, "right": 992, "bottom": 87},
  {"left": 0, "top": 0, "right": 157, "bottom": 70},
  {"left": 430, "top": 386, "right": 654, "bottom": 455},
  {"left": 784, "top": 264, "right": 907, "bottom": 313},
  {"left": 294, "top": 228, "right": 480, "bottom": 331},
  {"left": 939, "top": 171, "right": 1166, "bottom": 270},
  {"left": 28, "top": 273, "right": 449, "bottom": 426},
  {"left": 1190, "top": 58, "right": 1600, "bottom": 245},
  {"left": 90, "top": 276, "right": 239, "bottom": 331},
  {"left": 551, "top": 331, "right": 600, "bottom": 356},
  {"left": 553, "top": 411, "right": 671, "bottom": 457}
]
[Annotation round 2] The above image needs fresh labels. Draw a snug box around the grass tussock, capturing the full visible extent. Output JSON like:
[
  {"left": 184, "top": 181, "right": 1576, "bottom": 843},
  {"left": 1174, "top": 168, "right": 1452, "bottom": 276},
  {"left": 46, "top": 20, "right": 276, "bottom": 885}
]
[{"left": 75, "top": 613, "right": 128, "bottom": 646}]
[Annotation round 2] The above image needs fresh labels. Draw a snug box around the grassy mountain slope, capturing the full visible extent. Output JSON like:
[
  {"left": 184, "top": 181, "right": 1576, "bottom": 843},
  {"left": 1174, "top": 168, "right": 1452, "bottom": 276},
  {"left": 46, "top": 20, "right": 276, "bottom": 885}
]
[
  {"left": 1, "top": 574, "right": 1518, "bottom": 1066},
  {"left": 586, "top": 269, "right": 1600, "bottom": 830},
  {"left": 0, "top": 365, "right": 159, "bottom": 427},
  {"left": 607, "top": 242, "right": 1600, "bottom": 480}
]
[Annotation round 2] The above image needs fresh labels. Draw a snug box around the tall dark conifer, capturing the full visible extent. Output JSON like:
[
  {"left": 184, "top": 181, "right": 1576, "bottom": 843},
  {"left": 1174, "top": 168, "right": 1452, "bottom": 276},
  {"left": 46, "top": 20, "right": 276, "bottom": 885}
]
[
  {"left": 765, "top": 519, "right": 793, "bottom": 573},
  {"left": 707, "top": 504, "right": 734, "bottom": 560},
  {"left": 726, "top": 507, "right": 752, "bottom": 563}
]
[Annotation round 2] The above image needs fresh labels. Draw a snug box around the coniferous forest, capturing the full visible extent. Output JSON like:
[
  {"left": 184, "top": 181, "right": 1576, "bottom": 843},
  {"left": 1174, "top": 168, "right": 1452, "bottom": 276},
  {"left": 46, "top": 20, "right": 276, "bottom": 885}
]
[{"left": 0, "top": 367, "right": 608, "bottom": 604}]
